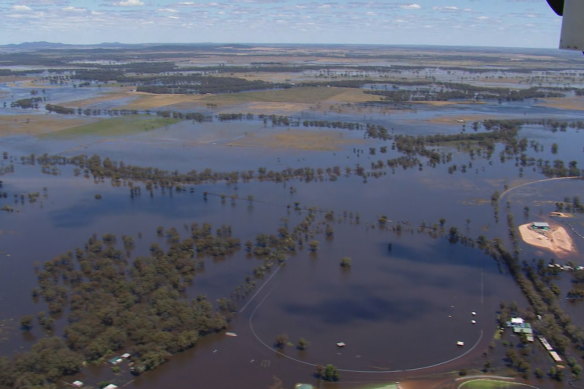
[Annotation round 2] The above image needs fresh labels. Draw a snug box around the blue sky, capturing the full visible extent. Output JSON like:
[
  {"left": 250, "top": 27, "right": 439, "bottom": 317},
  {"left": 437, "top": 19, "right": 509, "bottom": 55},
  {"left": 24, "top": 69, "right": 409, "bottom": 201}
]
[{"left": 0, "top": 0, "right": 563, "bottom": 48}]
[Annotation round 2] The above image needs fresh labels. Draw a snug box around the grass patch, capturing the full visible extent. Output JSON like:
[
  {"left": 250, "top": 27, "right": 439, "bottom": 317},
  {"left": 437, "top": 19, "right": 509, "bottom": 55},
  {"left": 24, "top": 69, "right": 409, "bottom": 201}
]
[
  {"left": 43, "top": 116, "right": 181, "bottom": 138},
  {"left": 0, "top": 115, "right": 97, "bottom": 137},
  {"left": 458, "top": 379, "right": 535, "bottom": 389},
  {"left": 227, "top": 130, "right": 364, "bottom": 151}
]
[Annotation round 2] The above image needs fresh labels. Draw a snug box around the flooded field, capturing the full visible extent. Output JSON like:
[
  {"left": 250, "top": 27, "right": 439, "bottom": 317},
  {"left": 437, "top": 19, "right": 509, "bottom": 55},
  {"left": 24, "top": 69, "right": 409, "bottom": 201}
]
[{"left": 0, "top": 44, "right": 583, "bottom": 389}]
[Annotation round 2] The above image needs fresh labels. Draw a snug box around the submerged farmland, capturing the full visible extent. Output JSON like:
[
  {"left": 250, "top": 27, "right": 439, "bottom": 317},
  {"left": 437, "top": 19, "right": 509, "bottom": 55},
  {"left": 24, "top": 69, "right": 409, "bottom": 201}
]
[{"left": 0, "top": 44, "right": 583, "bottom": 389}]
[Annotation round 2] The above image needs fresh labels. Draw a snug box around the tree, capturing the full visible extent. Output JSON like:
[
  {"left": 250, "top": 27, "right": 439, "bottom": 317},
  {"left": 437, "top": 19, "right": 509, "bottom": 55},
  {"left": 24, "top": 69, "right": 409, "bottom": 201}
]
[
  {"left": 20, "top": 315, "right": 34, "bottom": 331},
  {"left": 448, "top": 227, "right": 459, "bottom": 243},
  {"left": 340, "top": 257, "right": 352, "bottom": 269},
  {"left": 321, "top": 364, "right": 339, "bottom": 381},
  {"left": 297, "top": 338, "right": 310, "bottom": 350},
  {"left": 308, "top": 240, "right": 319, "bottom": 252},
  {"left": 274, "top": 334, "right": 289, "bottom": 349}
]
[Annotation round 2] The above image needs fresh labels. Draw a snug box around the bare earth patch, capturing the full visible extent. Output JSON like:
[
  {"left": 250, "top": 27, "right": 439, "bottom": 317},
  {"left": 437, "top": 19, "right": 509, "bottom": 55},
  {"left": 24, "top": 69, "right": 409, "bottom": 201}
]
[
  {"left": 538, "top": 96, "right": 584, "bottom": 111},
  {"left": 413, "top": 100, "right": 481, "bottom": 107},
  {"left": 228, "top": 102, "right": 312, "bottom": 114},
  {"left": 427, "top": 115, "right": 501, "bottom": 125},
  {"left": 0, "top": 115, "right": 97, "bottom": 136},
  {"left": 121, "top": 93, "right": 205, "bottom": 110},
  {"left": 61, "top": 87, "right": 137, "bottom": 108},
  {"left": 226, "top": 130, "right": 363, "bottom": 151},
  {"left": 550, "top": 212, "right": 574, "bottom": 218},
  {"left": 518, "top": 223, "right": 577, "bottom": 258},
  {"left": 122, "top": 87, "right": 380, "bottom": 110}
]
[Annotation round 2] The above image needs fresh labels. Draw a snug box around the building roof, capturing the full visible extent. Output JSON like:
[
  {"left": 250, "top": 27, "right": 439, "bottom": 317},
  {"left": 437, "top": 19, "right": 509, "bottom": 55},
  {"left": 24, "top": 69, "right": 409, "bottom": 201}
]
[{"left": 550, "top": 351, "right": 563, "bottom": 363}]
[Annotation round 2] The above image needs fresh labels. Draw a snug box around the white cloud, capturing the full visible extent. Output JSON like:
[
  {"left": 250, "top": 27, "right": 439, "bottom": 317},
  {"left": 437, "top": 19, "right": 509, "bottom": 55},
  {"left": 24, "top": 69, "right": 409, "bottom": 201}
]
[
  {"left": 117, "top": 0, "right": 144, "bottom": 6},
  {"left": 12, "top": 5, "right": 33, "bottom": 12},
  {"left": 62, "top": 6, "right": 86, "bottom": 12},
  {"left": 401, "top": 4, "right": 421, "bottom": 10},
  {"left": 433, "top": 6, "right": 459, "bottom": 11}
]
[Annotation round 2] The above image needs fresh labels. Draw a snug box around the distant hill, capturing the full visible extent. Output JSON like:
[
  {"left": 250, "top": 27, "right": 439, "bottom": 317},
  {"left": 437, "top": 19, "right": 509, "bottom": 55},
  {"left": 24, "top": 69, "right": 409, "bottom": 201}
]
[
  {"left": 3, "top": 41, "right": 71, "bottom": 49},
  {"left": 0, "top": 41, "right": 235, "bottom": 53}
]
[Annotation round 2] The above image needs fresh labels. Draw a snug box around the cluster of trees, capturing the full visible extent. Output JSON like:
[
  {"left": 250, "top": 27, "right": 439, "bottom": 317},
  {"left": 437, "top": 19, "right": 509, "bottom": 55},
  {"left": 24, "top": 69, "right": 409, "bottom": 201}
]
[
  {"left": 1, "top": 223, "right": 258, "bottom": 386},
  {"left": 541, "top": 160, "right": 581, "bottom": 178},
  {"left": 135, "top": 76, "right": 285, "bottom": 94},
  {"left": 45, "top": 104, "right": 75, "bottom": 115},
  {"left": 0, "top": 337, "right": 82, "bottom": 388},
  {"left": 11, "top": 97, "right": 45, "bottom": 109},
  {"left": 366, "top": 83, "right": 564, "bottom": 103}
]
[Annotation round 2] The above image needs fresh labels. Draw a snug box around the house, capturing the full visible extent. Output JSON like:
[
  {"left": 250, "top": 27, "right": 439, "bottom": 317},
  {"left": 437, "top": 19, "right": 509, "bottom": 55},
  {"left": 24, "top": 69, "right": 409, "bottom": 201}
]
[
  {"left": 108, "top": 356, "right": 123, "bottom": 365},
  {"left": 531, "top": 222, "right": 550, "bottom": 230},
  {"left": 510, "top": 317, "right": 524, "bottom": 325},
  {"left": 512, "top": 323, "right": 534, "bottom": 342},
  {"left": 549, "top": 351, "right": 563, "bottom": 363},
  {"left": 507, "top": 317, "right": 534, "bottom": 342}
]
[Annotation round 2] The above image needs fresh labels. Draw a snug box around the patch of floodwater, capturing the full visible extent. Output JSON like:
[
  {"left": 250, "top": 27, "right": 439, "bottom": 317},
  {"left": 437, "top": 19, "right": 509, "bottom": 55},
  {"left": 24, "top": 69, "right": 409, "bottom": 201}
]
[
  {"left": 8, "top": 120, "right": 378, "bottom": 171},
  {"left": 249, "top": 227, "right": 510, "bottom": 371}
]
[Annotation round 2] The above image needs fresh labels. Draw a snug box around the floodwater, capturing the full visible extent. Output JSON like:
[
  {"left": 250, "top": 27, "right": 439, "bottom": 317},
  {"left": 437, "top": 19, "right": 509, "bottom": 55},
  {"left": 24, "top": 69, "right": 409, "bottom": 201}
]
[{"left": 1, "top": 82, "right": 583, "bottom": 388}]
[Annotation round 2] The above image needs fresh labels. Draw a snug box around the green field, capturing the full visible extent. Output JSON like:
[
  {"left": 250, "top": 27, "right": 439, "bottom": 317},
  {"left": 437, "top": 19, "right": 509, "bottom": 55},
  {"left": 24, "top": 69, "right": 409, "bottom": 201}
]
[
  {"left": 458, "top": 379, "right": 538, "bottom": 389},
  {"left": 43, "top": 116, "right": 181, "bottom": 138}
]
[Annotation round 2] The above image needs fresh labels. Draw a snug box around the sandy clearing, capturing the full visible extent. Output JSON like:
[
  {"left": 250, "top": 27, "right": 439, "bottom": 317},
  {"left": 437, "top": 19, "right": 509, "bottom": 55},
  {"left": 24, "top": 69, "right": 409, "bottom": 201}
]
[
  {"left": 518, "top": 223, "right": 577, "bottom": 258},
  {"left": 550, "top": 212, "right": 573, "bottom": 218},
  {"left": 0, "top": 115, "right": 97, "bottom": 136}
]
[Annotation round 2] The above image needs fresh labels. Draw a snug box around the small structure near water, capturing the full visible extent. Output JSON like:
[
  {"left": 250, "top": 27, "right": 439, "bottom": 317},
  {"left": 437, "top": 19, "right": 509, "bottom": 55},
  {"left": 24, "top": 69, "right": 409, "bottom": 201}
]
[
  {"left": 531, "top": 222, "right": 550, "bottom": 231},
  {"left": 538, "top": 336, "right": 563, "bottom": 363},
  {"left": 507, "top": 317, "right": 534, "bottom": 342},
  {"left": 108, "top": 356, "right": 123, "bottom": 365}
]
